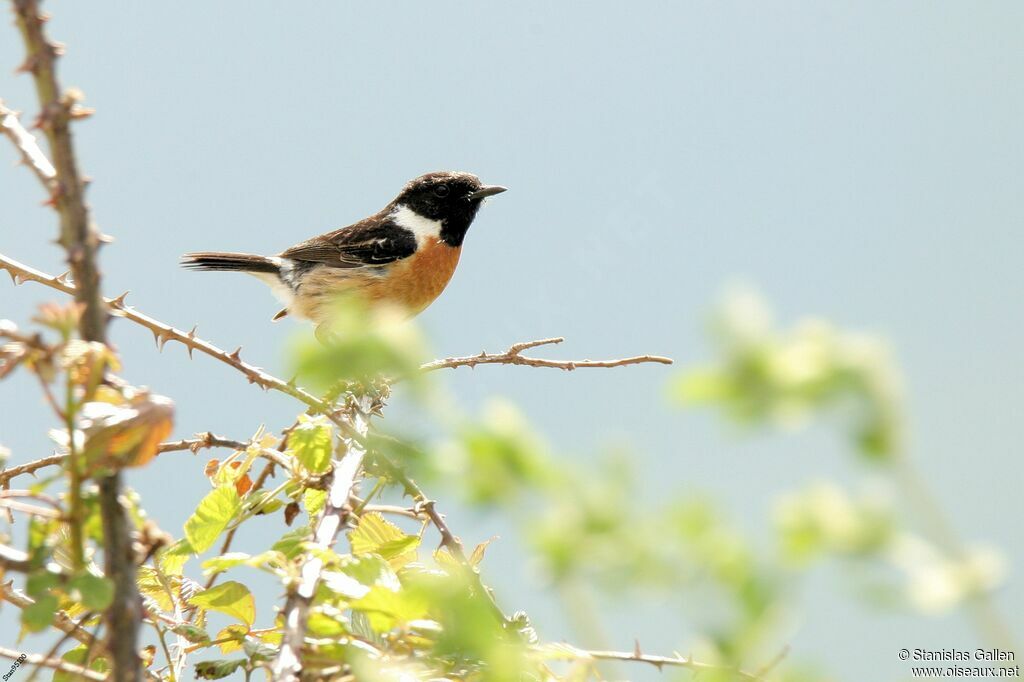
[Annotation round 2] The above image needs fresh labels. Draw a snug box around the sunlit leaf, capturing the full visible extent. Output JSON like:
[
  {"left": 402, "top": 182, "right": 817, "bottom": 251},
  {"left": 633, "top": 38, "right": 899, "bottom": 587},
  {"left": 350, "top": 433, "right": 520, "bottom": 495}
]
[
  {"left": 185, "top": 485, "right": 242, "bottom": 554},
  {"left": 350, "top": 512, "right": 419, "bottom": 568},
  {"left": 288, "top": 415, "right": 334, "bottom": 474},
  {"left": 217, "top": 624, "right": 248, "bottom": 654},
  {"left": 303, "top": 488, "right": 326, "bottom": 517},
  {"left": 188, "top": 581, "right": 256, "bottom": 626}
]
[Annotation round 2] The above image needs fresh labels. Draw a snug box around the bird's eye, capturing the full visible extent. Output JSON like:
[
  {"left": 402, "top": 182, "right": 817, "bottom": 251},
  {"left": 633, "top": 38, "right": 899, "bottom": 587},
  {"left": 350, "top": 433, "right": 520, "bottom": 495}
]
[{"left": 433, "top": 184, "right": 450, "bottom": 198}]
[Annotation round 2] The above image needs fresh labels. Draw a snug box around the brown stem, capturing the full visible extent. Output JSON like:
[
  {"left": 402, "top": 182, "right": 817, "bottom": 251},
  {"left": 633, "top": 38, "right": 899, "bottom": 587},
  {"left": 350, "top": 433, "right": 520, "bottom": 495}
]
[{"left": 11, "top": 2, "right": 139, "bottom": 678}]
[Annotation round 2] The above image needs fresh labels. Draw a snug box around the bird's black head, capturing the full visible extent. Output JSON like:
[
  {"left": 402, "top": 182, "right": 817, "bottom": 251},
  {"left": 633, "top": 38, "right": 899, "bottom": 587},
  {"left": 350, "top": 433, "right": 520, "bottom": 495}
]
[{"left": 393, "top": 171, "right": 506, "bottom": 247}]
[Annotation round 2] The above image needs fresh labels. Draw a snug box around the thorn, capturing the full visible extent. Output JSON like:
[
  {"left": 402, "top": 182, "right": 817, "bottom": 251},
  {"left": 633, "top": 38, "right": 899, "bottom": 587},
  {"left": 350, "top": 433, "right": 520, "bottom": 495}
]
[
  {"left": 634, "top": 639, "right": 642, "bottom": 658},
  {"left": 7, "top": 271, "right": 19, "bottom": 285},
  {"left": 55, "top": 271, "right": 70, "bottom": 284},
  {"left": 156, "top": 333, "right": 171, "bottom": 351},
  {"left": 186, "top": 325, "right": 197, "bottom": 339},
  {"left": 69, "top": 105, "right": 95, "bottom": 120},
  {"left": 96, "top": 231, "right": 114, "bottom": 244},
  {"left": 109, "top": 291, "right": 129, "bottom": 308},
  {"left": 228, "top": 346, "right": 242, "bottom": 362}
]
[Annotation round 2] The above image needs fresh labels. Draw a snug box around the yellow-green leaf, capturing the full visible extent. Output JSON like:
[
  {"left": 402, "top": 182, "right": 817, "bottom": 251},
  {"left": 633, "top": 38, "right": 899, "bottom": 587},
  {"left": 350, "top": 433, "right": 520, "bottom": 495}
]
[
  {"left": 216, "top": 624, "right": 248, "bottom": 654},
  {"left": 188, "top": 581, "right": 255, "bottom": 627},
  {"left": 185, "top": 486, "right": 242, "bottom": 554},
  {"left": 289, "top": 415, "right": 333, "bottom": 474},
  {"left": 350, "top": 512, "right": 419, "bottom": 567}
]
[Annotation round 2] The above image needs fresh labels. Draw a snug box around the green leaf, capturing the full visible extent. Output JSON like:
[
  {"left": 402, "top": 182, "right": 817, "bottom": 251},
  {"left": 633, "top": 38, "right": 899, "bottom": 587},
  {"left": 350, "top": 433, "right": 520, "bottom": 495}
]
[
  {"left": 136, "top": 566, "right": 175, "bottom": 612},
  {"left": 22, "top": 593, "right": 58, "bottom": 632},
  {"left": 185, "top": 485, "right": 242, "bottom": 554},
  {"left": 188, "top": 581, "right": 255, "bottom": 626},
  {"left": 350, "top": 512, "right": 420, "bottom": 567},
  {"left": 26, "top": 569, "right": 59, "bottom": 598},
  {"left": 158, "top": 539, "right": 193, "bottom": 576},
  {"left": 171, "top": 623, "right": 211, "bottom": 645},
  {"left": 303, "top": 488, "right": 327, "bottom": 517},
  {"left": 55, "top": 646, "right": 108, "bottom": 682},
  {"left": 194, "top": 659, "right": 246, "bottom": 680},
  {"left": 200, "top": 552, "right": 252, "bottom": 575},
  {"left": 351, "top": 583, "right": 430, "bottom": 633},
  {"left": 289, "top": 415, "right": 333, "bottom": 474},
  {"left": 272, "top": 526, "right": 311, "bottom": 559},
  {"left": 69, "top": 573, "right": 114, "bottom": 611}
]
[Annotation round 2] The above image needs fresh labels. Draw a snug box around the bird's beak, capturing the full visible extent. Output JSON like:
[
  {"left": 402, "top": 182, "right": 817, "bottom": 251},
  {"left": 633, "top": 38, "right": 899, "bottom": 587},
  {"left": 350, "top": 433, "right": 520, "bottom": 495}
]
[{"left": 467, "top": 185, "right": 508, "bottom": 201}]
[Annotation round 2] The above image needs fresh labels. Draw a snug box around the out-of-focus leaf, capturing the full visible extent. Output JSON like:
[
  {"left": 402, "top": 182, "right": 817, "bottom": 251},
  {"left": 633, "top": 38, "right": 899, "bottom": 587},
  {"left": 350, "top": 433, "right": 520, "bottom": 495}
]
[
  {"left": 79, "top": 392, "right": 174, "bottom": 472},
  {"left": 272, "top": 526, "right": 311, "bottom": 559},
  {"left": 351, "top": 583, "right": 429, "bottom": 633},
  {"left": 290, "top": 295, "right": 429, "bottom": 389},
  {"left": 438, "top": 399, "right": 558, "bottom": 507},
  {"left": 22, "top": 593, "right": 58, "bottom": 632},
  {"left": 188, "top": 581, "right": 256, "bottom": 626},
  {"left": 54, "top": 645, "right": 108, "bottom": 682},
  {"left": 184, "top": 485, "right": 242, "bottom": 554},
  {"left": 676, "top": 288, "right": 904, "bottom": 462},
  {"left": 68, "top": 572, "right": 113, "bottom": 611}
]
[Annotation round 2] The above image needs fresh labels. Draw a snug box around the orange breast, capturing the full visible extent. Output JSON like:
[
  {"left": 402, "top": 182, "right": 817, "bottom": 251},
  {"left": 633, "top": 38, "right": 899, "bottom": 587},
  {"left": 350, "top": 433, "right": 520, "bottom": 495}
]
[{"left": 292, "top": 239, "right": 462, "bottom": 323}]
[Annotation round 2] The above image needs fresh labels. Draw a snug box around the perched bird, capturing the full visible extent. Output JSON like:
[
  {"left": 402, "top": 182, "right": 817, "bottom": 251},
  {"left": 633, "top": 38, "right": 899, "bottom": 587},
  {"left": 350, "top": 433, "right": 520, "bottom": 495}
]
[{"left": 181, "top": 171, "right": 506, "bottom": 326}]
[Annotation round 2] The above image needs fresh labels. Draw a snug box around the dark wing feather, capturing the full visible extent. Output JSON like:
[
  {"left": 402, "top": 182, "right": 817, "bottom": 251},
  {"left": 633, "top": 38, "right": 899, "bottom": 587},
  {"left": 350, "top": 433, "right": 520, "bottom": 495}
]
[{"left": 280, "top": 218, "right": 417, "bottom": 269}]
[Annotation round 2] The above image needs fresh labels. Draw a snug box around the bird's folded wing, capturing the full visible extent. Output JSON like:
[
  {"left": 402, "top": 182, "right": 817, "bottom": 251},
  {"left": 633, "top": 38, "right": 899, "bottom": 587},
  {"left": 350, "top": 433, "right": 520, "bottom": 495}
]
[{"left": 280, "top": 221, "right": 417, "bottom": 268}]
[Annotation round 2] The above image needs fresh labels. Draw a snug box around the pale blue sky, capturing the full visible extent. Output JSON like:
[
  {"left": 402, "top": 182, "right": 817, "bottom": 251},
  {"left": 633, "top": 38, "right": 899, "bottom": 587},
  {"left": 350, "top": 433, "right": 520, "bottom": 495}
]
[{"left": 2, "top": 3, "right": 1022, "bottom": 679}]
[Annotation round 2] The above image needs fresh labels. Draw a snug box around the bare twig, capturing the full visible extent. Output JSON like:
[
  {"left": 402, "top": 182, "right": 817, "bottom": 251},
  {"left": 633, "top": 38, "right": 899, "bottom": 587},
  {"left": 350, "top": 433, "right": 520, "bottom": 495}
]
[
  {"left": 0, "top": 453, "right": 64, "bottom": 485},
  {"left": 544, "top": 644, "right": 762, "bottom": 679},
  {"left": 0, "top": 645, "right": 106, "bottom": 681},
  {"left": 0, "top": 100, "right": 56, "bottom": 187},
  {"left": 272, "top": 394, "right": 374, "bottom": 681},
  {"left": 420, "top": 337, "right": 673, "bottom": 373},
  {"left": 11, "top": 2, "right": 139, "bottom": 677}
]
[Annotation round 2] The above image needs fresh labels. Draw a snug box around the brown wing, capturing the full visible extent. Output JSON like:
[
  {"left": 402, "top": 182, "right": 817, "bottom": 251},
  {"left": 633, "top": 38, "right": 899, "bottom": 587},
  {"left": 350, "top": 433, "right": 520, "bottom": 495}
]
[{"left": 280, "top": 218, "right": 417, "bottom": 268}]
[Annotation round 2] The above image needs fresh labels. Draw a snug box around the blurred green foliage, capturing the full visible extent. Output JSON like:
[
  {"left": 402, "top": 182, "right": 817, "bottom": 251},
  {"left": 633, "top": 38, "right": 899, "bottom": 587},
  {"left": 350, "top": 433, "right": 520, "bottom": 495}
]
[{"left": 1, "top": 287, "right": 1013, "bottom": 681}]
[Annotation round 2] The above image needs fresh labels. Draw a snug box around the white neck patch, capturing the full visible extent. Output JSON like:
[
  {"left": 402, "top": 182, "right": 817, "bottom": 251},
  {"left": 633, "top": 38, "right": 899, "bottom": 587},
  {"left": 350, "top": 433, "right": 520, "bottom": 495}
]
[{"left": 391, "top": 204, "right": 442, "bottom": 245}]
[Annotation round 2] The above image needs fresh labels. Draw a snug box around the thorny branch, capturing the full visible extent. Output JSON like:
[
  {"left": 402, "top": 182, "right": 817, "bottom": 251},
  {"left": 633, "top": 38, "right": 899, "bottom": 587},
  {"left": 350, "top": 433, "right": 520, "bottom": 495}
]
[
  {"left": 0, "top": 100, "right": 55, "bottom": 188},
  {"left": 11, "top": 1, "right": 140, "bottom": 677},
  {"left": 0, "top": 645, "right": 106, "bottom": 681},
  {"left": 557, "top": 645, "right": 765, "bottom": 680},
  {"left": 421, "top": 336, "right": 673, "bottom": 372},
  {"left": 0, "top": 432, "right": 289, "bottom": 487}
]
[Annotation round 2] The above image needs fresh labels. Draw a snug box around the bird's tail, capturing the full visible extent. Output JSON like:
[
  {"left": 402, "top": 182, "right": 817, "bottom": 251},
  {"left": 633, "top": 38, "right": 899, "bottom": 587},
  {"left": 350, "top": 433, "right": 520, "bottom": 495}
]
[{"left": 180, "top": 252, "right": 281, "bottom": 274}]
